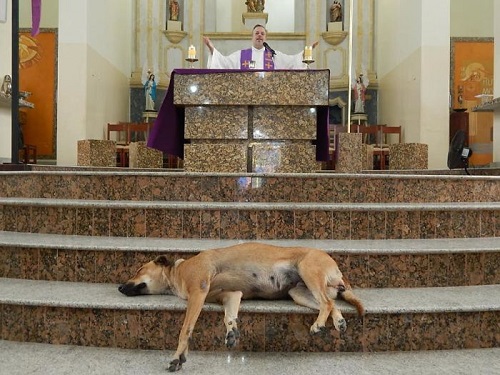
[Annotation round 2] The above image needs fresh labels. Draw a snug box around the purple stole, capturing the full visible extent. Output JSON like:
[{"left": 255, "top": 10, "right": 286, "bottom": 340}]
[{"left": 240, "top": 48, "right": 275, "bottom": 70}]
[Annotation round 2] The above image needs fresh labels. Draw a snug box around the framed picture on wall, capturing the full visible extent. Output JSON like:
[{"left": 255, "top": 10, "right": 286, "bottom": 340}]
[
  {"left": 450, "top": 37, "right": 494, "bottom": 111},
  {"left": 19, "top": 29, "right": 58, "bottom": 159}
]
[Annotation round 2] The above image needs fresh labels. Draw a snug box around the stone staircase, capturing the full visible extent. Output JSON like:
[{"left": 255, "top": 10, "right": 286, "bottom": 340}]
[{"left": 0, "top": 168, "right": 499, "bottom": 355}]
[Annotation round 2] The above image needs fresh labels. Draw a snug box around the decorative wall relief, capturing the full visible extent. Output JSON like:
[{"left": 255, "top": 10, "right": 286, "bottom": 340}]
[
  {"left": 451, "top": 38, "right": 494, "bottom": 110},
  {"left": 19, "top": 29, "right": 57, "bottom": 158}
]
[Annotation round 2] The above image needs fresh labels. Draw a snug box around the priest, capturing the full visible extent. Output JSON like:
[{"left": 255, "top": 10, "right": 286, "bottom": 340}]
[{"left": 203, "top": 24, "right": 318, "bottom": 70}]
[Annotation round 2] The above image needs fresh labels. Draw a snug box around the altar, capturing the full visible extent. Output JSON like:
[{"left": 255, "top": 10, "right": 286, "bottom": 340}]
[{"left": 147, "top": 69, "right": 330, "bottom": 173}]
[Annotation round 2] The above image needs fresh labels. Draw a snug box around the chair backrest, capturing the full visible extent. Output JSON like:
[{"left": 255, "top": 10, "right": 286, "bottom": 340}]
[
  {"left": 330, "top": 124, "right": 347, "bottom": 166},
  {"left": 107, "top": 123, "right": 128, "bottom": 144},
  {"left": 358, "top": 125, "right": 382, "bottom": 145},
  {"left": 127, "top": 122, "right": 150, "bottom": 143},
  {"left": 380, "top": 125, "right": 402, "bottom": 146},
  {"left": 349, "top": 124, "right": 360, "bottom": 133}
]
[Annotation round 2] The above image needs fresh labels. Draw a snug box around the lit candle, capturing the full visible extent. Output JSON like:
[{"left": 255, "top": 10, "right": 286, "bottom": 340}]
[
  {"left": 188, "top": 45, "right": 196, "bottom": 59},
  {"left": 304, "top": 46, "right": 312, "bottom": 60}
]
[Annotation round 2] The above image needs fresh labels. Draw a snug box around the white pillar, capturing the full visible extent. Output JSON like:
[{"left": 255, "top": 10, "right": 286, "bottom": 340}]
[
  {"left": 376, "top": 0, "right": 450, "bottom": 169},
  {"left": 419, "top": 0, "right": 450, "bottom": 169},
  {"left": 131, "top": 0, "right": 167, "bottom": 87},
  {"left": 0, "top": 6, "right": 12, "bottom": 162},
  {"left": 493, "top": 1, "right": 500, "bottom": 164}
]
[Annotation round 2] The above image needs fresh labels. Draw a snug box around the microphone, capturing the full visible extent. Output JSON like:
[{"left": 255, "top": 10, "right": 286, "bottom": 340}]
[{"left": 263, "top": 42, "right": 276, "bottom": 57}]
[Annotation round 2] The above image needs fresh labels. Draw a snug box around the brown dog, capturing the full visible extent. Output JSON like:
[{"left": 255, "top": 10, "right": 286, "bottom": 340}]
[{"left": 119, "top": 242, "right": 364, "bottom": 372}]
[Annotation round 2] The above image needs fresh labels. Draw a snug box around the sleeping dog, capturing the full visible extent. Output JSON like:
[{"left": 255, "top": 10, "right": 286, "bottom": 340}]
[{"left": 119, "top": 242, "right": 364, "bottom": 372}]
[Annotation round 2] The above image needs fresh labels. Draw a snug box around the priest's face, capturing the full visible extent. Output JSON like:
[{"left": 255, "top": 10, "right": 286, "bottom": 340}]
[{"left": 252, "top": 26, "right": 267, "bottom": 49}]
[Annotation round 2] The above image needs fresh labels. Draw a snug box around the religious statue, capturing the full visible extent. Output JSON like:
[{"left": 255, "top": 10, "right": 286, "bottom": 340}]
[
  {"left": 1, "top": 75, "right": 12, "bottom": 98},
  {"left": 352, "top": 73, "right": 369, "bottom": 114},
  {"left": 245, "top": 0, "right": 257, "bottom": 12},
  {"left": 256, "top": 0, "right": 265, "bottom": 12},
  {"left": 169, "top": 0, "right": 180, "bottom": 21},
  {"left": 330, "top": 1, "right": 342, "bottom": 22},
  {"left": 246, "top": 0, "right": 265, "bottom": 13},
  {"left": 143, "top": 71, "right": 157, "bottom": 112}
]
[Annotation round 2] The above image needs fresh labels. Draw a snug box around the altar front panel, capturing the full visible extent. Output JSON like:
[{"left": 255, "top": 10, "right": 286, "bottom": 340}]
[{"left": 174, "top": 70, "right": 329, "bottom": 173}]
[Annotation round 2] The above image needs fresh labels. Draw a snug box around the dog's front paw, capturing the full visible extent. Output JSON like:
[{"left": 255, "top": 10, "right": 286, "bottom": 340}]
[
  {"left": 225, "top": 327, "right": 240, "bottom": 348},
  {"left": 168, "top": 354, "right": 186, "bottom": 372},
  {"left": 168, "top": 360, "right": 182, "bottom": 372},
  {"left": 334, "top": 318, "right": 347, "bottom": 332}
]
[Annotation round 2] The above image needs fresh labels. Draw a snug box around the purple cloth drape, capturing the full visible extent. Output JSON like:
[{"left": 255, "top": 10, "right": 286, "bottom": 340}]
[
  {"left": 147, "top": 69, "right": 330, "bottom": 161},
  {"left": 31, "top": 0, "right": 41, "bottom": 36}
]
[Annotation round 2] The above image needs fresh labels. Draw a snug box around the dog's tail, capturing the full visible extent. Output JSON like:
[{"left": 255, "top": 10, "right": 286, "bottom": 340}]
[
  {"left": 339, "top": 289, "right": 365, "bottom": 316},
  {"left": 338, "top": 274, "right": 365, "bottom": 316},
  {"left": 331, "top": 261, "right": 365, "bottom": 317}
]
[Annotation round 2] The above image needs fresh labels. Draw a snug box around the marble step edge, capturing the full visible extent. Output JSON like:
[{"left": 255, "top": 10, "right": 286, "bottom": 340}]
[
  {"left": 1, "top": 231, "right": 499, "bottom": 255},
  {"left": 1, "top": 278, "right": 499, "bottom": 316},
  {"left": 1, "top": 197, "right": 500, "bottom": 211},
  {"left": 4, "top": 169, "right": 500, "bottom": 180},
  {"left": 6, "top": 169, "right": 500, "bottom": 184}
]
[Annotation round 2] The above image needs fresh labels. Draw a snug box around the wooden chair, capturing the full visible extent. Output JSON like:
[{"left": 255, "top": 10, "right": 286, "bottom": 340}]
[
  {"left": 107, "top": 122, "right": 129, "bottom": 167},
  {"left": 127, "top": 122, "right": 149, "bottom": 143},
  {"left": 357, "top": 125, "right": 383, "bottom": 169},
  {"left": 19, "top": 144, "right": 37, "bottom": 164},
  {"left": 122, "top": 122, "right": 152, "bottom": 167},
  {"left": 378, "top": 125, "right": 402, "bottom": 169},
  {"left": 326, "top": 124, "right": 347, "bottom": 170},
  {"left": 106, "top": 122, "right": 158, "bottom": 168}
]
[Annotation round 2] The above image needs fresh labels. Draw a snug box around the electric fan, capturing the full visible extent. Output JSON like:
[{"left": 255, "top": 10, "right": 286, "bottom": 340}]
[{"left": 447, "top": 130, "right": 472, "bottom": 174}]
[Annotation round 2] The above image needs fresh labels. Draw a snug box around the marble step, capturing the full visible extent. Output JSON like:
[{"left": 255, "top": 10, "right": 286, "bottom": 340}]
[
  {"left": 1, "top": 278, "right": 498, "bottom": 352},
  {"left": 1, "top": 170, "right": 499, "bottom": 203},
  {"left": 1, "top": 232, "right": 499, "bottom": 288},
  {"left": 1, "top": 198, "right": 498, "bottom": 240}
]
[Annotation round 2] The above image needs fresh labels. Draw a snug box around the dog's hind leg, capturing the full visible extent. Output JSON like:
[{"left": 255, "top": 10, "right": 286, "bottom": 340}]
[
  {"left": 207, "top": 290, "right": 243, "bottom": 348},
  {"left": 169, "top": 290, "right": 208, "bottom": 372},
  {"left": 296, "top": 262, "right": 338, "bottom": 334},
  {"left": 289, "top": 283, "right": 347, "bottom": 333}
]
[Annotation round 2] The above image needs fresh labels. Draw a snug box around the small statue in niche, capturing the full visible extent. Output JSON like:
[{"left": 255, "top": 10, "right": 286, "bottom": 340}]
[
  {"left": 246, "top": 0, "right": 257, "bottom": 13},
  {"left": 169, "top": 0, "right": 180, "bottom": 21},
  {"left": 143, "top": 70, "right": 157, "bottom": 112},
  {"left": 330, "top": 0, "right": 342, "bottom": 22},
  {"left": 256, "top": 0, "right": 265, "bottom": 12},
  {"left": 352, "top": 73, "right": 369, "bottom": 114},
  {"left": 1, "top": 75, "right": 12, "bottom": 98}
]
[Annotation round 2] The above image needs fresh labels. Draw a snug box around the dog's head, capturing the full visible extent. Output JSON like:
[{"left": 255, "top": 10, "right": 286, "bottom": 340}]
[{"left": 118, "top": 255, "right": 177, "bottom": 296}]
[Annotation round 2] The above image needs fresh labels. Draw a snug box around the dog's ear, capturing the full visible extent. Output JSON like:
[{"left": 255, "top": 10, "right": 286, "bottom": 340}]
[{"left": 154, "top": 255, "right": 173, "bottom": 267}]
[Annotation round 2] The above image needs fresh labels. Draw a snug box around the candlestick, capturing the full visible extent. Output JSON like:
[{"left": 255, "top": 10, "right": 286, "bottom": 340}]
[
  {"left": 188, "top": 45, "right": 196, "bottom": 60},
  {"left": 304, "top": 46, "right": 313, "bottom": 61}
]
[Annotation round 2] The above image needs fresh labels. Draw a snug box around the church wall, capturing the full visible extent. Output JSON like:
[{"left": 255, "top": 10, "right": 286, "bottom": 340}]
[
  {"left": 419, "top": 1, "right": 451, "bottom": 170},
  {"left": 20, "top": 0, "right": 58, "bottom": 26},
  {"left": 0, "top": 9, "right": 13, "bottom": 162},
  {"left": 494, "top": 2, "right": 500, "bottom": 164},
  {"left": 57, "top": 0, "right": 131, "bottom": 166},
  {"left": 0, "top": 0, "right": 59, "bottom": 162},
  {"left": 376, "top": 0, "right": 450, "bottom": 169},
  {"left": 376, "top": 0, "right": 422, "bottom": 142},
  {"left": 451, "top": 0, "right": 493, "bottom": 38}
]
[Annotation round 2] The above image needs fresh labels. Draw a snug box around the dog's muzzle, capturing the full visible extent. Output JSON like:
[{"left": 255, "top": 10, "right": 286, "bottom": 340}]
[{"left": 118, "top": 282, "right": 147, "bottom": 296}]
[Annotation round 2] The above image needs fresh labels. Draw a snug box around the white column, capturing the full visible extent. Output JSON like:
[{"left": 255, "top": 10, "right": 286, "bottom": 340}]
[
  {"left": 0, "top": 4, "right": 12, "bottom": 161},
  {"left": 493, "top": 1, "right": 500, "bottom": 164},
  {"left": 131, "top": 0, "right": 166, "bottom": 87},
  {"left": 419, "top": 0, "right": 450, "bottom": 169},
  {"left": 376, "top": 0, "right": 450, "bottom": 169}
]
